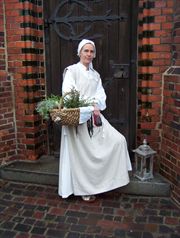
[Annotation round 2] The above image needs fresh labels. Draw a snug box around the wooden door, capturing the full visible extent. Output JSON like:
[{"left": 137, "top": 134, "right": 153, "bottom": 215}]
[{"left": 44, "top": 0, "right": 138, "bottom": 157}]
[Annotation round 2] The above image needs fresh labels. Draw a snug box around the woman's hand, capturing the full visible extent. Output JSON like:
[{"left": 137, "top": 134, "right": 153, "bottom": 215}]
[
  {"left": 93, "top": 104, "right": 102, "bottom": 127},
  {"left": 93, "top": 104, "right": 100, "bottom": 116}
]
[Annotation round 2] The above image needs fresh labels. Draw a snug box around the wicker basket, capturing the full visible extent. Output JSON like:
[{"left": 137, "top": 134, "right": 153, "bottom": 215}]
[
  {"left": 50, "top": 92, "right": 80, "bottom": 126},
  {"left": 50, "top": 108, "right": 80, "bottom": 126}
]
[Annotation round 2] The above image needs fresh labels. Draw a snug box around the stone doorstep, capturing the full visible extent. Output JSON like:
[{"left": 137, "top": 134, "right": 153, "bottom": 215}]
[{"left": 0, "top": 156, "right": 170, "bottom": 197}]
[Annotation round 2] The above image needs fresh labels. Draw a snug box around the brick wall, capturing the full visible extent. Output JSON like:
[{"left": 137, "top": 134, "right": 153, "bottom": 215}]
[
  {"left": 161, "top": 74, "right": 180, "bottom": 205},
  {"left": 0, "top": 0, "right": 17, "bottom": 163},
  {"left": 160, "top": 0, "right": 180, "bottom": 205},
  {"left": 138, "top": 0, "right": 174, "bottom": 170},
  {"left": 0, "top": 0, "right": 47, "bottom": 163},
  {"left": 138, "top": 0, "right": 179, "bottom": 204},
  {"left": 172, "top": 0, "right": 180, "bottom": 66}
]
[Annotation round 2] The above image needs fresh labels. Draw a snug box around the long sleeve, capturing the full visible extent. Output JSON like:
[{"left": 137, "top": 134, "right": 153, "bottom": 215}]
[{"left": 79, "top": 106, "right": 94, "bottom": 124}]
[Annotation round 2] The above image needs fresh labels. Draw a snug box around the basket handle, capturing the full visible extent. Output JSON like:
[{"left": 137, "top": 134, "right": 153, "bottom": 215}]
[
  {"left": 59, "top": 97, "right": 63, "bottom": 109},
  {"left": 59, "top": 91, "right": 73, "bottom": 109}
]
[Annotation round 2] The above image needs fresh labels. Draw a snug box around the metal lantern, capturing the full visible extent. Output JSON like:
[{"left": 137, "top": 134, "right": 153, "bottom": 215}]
[{"left": 133, "top": 139, "right": 157, "bottom": 181}]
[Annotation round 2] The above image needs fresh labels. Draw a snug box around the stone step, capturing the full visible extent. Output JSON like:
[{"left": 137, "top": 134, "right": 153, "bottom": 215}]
[{"left": 0, "top": 156, "right": 170, "bottom": 197}]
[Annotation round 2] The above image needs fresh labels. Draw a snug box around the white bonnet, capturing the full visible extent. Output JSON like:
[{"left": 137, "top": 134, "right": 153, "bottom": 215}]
[{"left": 77, "top": 39, "right": 96, "bottom": 58}]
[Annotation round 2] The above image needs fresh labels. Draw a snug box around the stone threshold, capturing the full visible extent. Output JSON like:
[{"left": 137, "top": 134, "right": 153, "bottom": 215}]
[{"left": 0, "top": 155, "right": 170, "bottom": 197}]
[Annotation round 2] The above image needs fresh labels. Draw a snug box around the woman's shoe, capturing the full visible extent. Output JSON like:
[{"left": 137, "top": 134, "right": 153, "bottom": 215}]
[{"left": 81, "top": 195, "right": 96, "bottom": 202}]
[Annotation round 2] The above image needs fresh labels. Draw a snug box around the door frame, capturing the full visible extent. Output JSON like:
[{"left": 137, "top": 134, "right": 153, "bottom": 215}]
[{"left": 128, "top": 0, "right": 138, "bottom": 157}]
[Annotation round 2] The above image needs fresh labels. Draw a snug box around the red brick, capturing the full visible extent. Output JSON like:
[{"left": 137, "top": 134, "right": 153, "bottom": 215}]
[
  {"left": 167, "top": 0, "right": 174, "bottom": 7},
  {"left": 162, "top": 22, "right": 173, "bottom": 29},
  {"left": 155, "top": 30, "right": 171, "bottom": 37},
  {"left": 140, "top": 66, "right": 160, "bottom": 74},
  {"left": 143, "top": 8, "right": 161, "bottom": 16},
  {"left": 161, "top": 37, "right": 173, "bottom": 44},
  {"left": 97, "top": 220, "right": 129, "bottom": 230},
  {"left": 153, "top": 59, "right": 171, "bottom": 66},
  {"left": 49, "top": 207, "right": 66, "bottom": 216},
  {"left": 5, "top": 10, "right": 19, "bottom": 17},
  {"left": 162, "top": 8, "right": 173, "bottom": 14},
  {"left": 0, "top": 71, "right": 7, "bottom": 77},
  {"left": 174, "top": 36, "right": 180, "bottom": 44},
  {"left": 153, "top": 44, "right": 171, "bottom": 52},
  {"left": 152, "top": 88, "right": 162, "bottom": 95},
  {"left": 155, "top": 1, "right": 167, "bottom": 8},
  {"left": 142, "top": 38, "right": 160, "bottom": 45},
  {"left": 155, "top": 16, "right": 166, "bottom": 23},
  {"left": 143, "top": 23, "right": 161, "bottom": 31},
  {"left": 140, "top": 122, "right": 157, "bottom": 129},
  {"left": 33, "top": 211, "right": 45, "bottom": 220}
]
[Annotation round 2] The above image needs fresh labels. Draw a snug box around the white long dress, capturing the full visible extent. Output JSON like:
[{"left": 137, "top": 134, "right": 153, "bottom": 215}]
[{"left": 58, "top": 62, "right": 132, "bottom": 198}]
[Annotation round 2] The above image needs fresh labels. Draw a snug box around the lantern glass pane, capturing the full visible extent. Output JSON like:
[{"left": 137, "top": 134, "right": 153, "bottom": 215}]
[{"left": 146, "top": 157, "right": 150, "bottom": 172}]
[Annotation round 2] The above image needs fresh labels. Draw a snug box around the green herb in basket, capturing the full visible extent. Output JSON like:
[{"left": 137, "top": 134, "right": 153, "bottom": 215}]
[
  {"left": 63, "top": 88, "right": 93, "bottom": 108},
  {"left": 36, "top": 94, "right": 61, "bottom": 120}
]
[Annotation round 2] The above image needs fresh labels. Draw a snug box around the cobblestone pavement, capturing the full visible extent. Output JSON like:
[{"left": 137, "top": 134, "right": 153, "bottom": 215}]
[{"left": 0, "top": 179, "right": 179, "bottom": 238}]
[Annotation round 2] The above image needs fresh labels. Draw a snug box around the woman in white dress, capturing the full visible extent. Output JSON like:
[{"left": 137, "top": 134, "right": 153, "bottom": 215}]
[{"left": 58, "top": 39, "right": 132, "bottom": 202}]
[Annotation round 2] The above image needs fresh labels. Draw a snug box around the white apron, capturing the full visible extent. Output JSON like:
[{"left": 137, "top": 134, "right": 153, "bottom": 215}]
[{"left": 58, "top": 62, "right": 132, "bottom": 198}]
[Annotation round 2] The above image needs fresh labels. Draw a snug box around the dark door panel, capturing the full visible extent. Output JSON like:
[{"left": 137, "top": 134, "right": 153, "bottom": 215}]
[{"left": 44, "top": 0, "right": 138, "bottom": 156}]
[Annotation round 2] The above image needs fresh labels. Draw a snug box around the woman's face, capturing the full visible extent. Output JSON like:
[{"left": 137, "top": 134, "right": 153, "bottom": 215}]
[{"left": 79, "top": 43, "right": 95, "bottom": 68}]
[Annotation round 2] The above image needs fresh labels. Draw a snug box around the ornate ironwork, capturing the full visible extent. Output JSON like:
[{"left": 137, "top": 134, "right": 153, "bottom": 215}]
[{"left": 48, "top": 0, "right": 128, "bottom": 41}]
